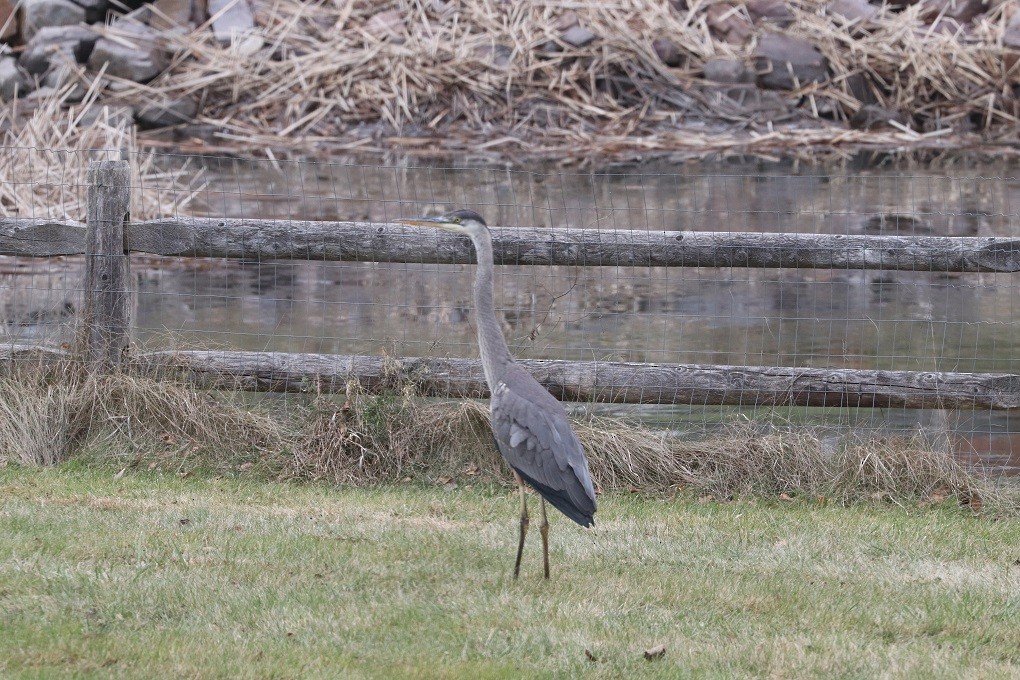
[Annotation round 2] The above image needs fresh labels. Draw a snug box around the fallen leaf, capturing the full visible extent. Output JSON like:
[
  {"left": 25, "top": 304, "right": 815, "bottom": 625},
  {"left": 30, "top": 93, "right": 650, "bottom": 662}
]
[
  {"left": 238, "top": 462, "right": 253, "bottom": 471},
  {"left": 644, "top": 644, "right": 666, "bottom": 660},
  {"left": 114, "top": 468, "right": 126, "bottom": 480},
  {"left": 463, "top": 463, "right": 480, "bottom": 476},
  {"left": 437, "top": 476, "right": 453, "bottom": 485},
  {"left": 179, "top": 518, "right": 191, "bottom": 526},
  {"left": 779, "top": 493, "right": 794, "bottom": 501},
  {"left": 584, "top": 648, "right": 597, "bottom": 662},
  {"left": 147, "top": 462, "right": 158, "bottom": 470}
]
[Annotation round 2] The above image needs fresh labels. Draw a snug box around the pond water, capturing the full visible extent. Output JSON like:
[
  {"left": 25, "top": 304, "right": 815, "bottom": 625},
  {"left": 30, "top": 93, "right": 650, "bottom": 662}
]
[{"left": 4, "top": 152, "right": 1020, "bottom": 470}]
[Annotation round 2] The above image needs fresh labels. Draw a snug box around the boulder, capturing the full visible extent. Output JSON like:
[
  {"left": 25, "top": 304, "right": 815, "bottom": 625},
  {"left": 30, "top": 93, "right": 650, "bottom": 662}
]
[
  {"left": 19, "top": 25, "right": 98, "bottom": 75},
  {"left": 88, "top": 28, "right": 168, "bottom": 82},
  {"left": 1004, "top": 9, "right": 1020, "bottom": 49},
  {"left": 919, "top": 0, "right": 985, "bottom": 25},
  {"left": 135, "top": 95, "right": 199, "bottom": 127},
  {"left": 209, "top": 0, "right": 255, "bottom": 45},
  {"left": 746, "top": 0, "right": 795, "bottom": 26},
  {"left": 42, "top": 62, "right": 87, "bottom": 100},
  {"left": 706, "top": 2, "right": 753, "bottom": 45},
  {"left": 66, "top": 0, "right": 106, "bottom": 23},
  {"left": 703, "top": 57, "right": 752, "bottom": 83},
  {"left": 150, "top": 0, "right": 195, "bottom": 30},
  {"left": 753, "top": 33, "right": 828, "bottom": 90},
  {"left": 653, "top": 38, "right": 684, "bottom": 67},
  {"left": 561, "top": 24, "right": 596, "bottom": 47},
  {"left": 0, "top": 56, "right": 32, "bottom": 101},
  {"left": 0, "top": 0, "right": 16, "bottom": 41},
  {"left": 21, "top": 0, "right": 87, "bottom": 41},
  {"left": 827, "top": 0, "right": 877, "bottom": 23}
]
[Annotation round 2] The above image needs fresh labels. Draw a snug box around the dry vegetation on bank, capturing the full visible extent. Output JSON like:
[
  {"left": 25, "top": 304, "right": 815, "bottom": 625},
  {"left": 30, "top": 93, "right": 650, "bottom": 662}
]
[
  {"left": 0, "top": 355, "right": 1009, "bottom": 512},
  {"left": 0, "top": 87, "right": 200, "bottom": 220},
  {"left": 102, "top": 0, "right": 1019, "bottom": 158}
]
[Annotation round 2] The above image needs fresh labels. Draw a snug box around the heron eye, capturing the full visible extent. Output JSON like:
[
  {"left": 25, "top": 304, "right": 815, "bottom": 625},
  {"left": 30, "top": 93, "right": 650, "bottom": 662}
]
[{"left": 453, "top": 217, "right": 461, "bottom": 224}]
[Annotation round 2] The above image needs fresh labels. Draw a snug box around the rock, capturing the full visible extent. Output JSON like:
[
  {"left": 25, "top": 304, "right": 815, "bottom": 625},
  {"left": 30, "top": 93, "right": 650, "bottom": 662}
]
[
  {"left": 41, "top": 62, "right": 86, "bottom": 100},
  {"left": 746, "top": 0, "right": 795, "bottom": 26},
  {"left": 0, "top": 0, "right": 16, "bottom": 41},
  {"left": 1006, "top": 11, "right": 1020, "bottom": 49},
  {"left": 135, "top": 95, "right": 199, "bottom": 128},
  {"left": 364, "top": 9, "right": 402, "bottom": 41},
  {"left": 849, "top": 104, "right": 907, "bottom": 130},
  {"left": 919, "top": 0, "right": 985, "bottom": 24},
  {"left": 706, "top": 2, "right": 753, "bottom": 45},
  {"left": 19, "top": 26, "right": 98, "bottom": 75},
  {"left": 753, "top": 33, "right": 828, "bottom": 90},
  {"left": 827, "top": 0, "right": 877, "bottom": 23},
  {"left": 88, "top": 28, "right": 168, "bottom": 82},
  {"left": 703, "top": 57, "right": 752, "bottom": 83},
  {"left": 561, "top": 24, "right": 596, "bottom": 47},
  {"left": 150, "top": 0, "right": 195, "bottom": 30},
  {"left": 554, "top": 11, "right": 578, "bottom": 31},
  {"left": 474, "top": 43, "right": 512, "bottom": 68},
  {"left": 21, "top": 0, "right": 87, "bottom": 41},
  {"left": 66, "top": 0, "right": 106, "bottom": 23},
  {"left": 653, "top": 38, "right": 684, "bottom": 67},
  {"left": 0, "top": 56, "right": 32, "bottom": 101},
  {"left": 209, "top": 0, "right": 255, "bottom": 45}
]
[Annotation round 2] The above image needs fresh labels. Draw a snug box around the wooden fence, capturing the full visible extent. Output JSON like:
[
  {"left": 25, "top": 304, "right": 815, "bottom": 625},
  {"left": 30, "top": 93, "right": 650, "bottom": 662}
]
[{"left": 2, "top": 159, "right": 1019, "bottom": 411}]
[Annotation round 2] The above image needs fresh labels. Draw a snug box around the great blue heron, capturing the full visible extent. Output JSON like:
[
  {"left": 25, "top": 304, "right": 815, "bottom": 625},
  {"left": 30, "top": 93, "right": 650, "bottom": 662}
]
[{"left": 397, "top": 209, "right": 596, "bottom": 579}]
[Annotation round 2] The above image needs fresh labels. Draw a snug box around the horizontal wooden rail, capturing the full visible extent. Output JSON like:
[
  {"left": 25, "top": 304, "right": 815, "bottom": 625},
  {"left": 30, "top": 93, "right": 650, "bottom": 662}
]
[
  {"left": 2, "top": 217, "right": 1019, "bottom": 271},
  {"left": 4, "top": 345, "right": 1013, "bottom": 410}
]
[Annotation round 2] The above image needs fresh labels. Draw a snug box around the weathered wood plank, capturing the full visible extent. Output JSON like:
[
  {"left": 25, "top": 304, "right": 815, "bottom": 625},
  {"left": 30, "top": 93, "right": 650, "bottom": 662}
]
[
  {"left": 131, "top": 350, "right": 1020, "bottom": 410},
  {"left": 81, "top": 160, "right": 131, "bottom": 369},
  {"left": 127, "top": 218, "right": 1020, "bottom": 272},
  {"left": 0, "top": 218, "right": 86, "bottom": 256}
]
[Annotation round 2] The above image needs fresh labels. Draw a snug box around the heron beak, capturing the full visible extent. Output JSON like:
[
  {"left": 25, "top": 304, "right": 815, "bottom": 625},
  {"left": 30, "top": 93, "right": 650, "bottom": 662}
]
[{"left": 395, "top": 216, "right": 460, "bottom": 232}]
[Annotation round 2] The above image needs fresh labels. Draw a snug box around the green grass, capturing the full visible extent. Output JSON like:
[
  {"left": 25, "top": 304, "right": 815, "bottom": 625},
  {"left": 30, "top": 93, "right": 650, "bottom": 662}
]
[{"left": 2, "top": 464, "right": 1020, "bottom": 679}]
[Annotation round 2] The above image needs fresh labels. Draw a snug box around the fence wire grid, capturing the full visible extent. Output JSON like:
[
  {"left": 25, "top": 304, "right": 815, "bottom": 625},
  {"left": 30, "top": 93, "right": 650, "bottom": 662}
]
[{"left": 2, "top": 147, "right": 1019, "bottom": 470}]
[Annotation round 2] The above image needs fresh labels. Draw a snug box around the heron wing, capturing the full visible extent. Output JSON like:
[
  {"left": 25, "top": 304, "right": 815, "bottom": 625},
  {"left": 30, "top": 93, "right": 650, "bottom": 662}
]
[{"left": 490, "top": 367, "right": 596, "bottom": 526}]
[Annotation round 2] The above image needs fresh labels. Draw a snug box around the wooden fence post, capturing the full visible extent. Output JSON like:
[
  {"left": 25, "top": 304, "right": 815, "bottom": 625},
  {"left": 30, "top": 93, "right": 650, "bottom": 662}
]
[{"left": 81, "top": 160, "right": 131, "bottom": 369}]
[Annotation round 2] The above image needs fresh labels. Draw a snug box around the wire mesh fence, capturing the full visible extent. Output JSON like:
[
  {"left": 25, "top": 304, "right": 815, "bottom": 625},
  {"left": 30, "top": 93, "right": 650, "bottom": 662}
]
[{"left": 1, "top": 147, "right": 1018, "bottom": 470}]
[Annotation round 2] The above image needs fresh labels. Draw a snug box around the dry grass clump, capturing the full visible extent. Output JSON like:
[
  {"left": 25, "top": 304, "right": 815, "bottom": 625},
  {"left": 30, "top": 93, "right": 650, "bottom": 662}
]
[
  {"left": 290, "top": 374, "right": 996, "bottom": 507},
  {"left": 0, "top": 85, "right": 201, "bottom": 220},
  {"left": 0, "top": 354, "right": 1001, "bottom": 509},
  {"left": 578, "top": 416, "right": 987, "bottom": 505},
  {"left": 0, "top": 357, "right": 289, "bottom": 474},
  {"left": 102, "top": 0, "right": 1018, "bottom": 158},
  {"left": 293, "top": 380, "right": 502, "bottom": 484}
]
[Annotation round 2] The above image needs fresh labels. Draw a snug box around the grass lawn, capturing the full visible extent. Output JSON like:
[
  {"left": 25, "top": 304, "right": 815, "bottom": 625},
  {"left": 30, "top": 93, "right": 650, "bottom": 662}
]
[{"left": 2, "top": 463, "right": 1019, "bottom": 679}]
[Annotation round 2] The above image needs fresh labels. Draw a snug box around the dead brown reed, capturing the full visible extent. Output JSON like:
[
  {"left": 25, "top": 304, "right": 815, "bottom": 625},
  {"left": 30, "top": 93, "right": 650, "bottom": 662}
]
[
  {"left": 99, "top": 0, "right": 1018, "bottom": 159},
  {"left": 0, "top": 84, "right": 203, "bottom": 219}
]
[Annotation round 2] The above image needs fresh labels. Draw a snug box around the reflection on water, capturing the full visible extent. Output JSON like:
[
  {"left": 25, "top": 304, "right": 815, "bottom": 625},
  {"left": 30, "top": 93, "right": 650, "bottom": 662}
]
[{"left": 3, "top": 153, "right": 1019, "bottom": 469}]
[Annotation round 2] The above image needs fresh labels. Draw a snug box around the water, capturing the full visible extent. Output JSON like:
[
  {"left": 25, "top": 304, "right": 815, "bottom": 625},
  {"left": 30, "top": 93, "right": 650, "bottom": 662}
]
[{"left": 4, "top": 153, "right": 1020, "bottom": 469}]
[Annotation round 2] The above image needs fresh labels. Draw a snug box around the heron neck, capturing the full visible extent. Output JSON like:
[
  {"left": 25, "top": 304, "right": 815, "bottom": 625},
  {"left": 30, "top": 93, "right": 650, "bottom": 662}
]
[{"left": 470, "top": 229, "right": 514, "bottom": 389}]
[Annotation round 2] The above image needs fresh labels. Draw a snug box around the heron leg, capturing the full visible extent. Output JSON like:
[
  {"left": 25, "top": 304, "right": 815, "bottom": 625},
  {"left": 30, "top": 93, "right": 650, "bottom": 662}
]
[
  {"left": 512, "top": 472, "right": 529, "bottom": 579},
  {"left": 539, "top": 497, "right": 550, "bottom": 580}
]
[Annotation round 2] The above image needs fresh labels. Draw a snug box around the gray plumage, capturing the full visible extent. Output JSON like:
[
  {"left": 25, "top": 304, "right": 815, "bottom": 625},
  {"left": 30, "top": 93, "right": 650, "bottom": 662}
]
[
  {"left": 397, "top": 209, "right": 597, "bottom": 537},
  {"left": 491, "top": 367, "right": 596, "bottom": 526}
]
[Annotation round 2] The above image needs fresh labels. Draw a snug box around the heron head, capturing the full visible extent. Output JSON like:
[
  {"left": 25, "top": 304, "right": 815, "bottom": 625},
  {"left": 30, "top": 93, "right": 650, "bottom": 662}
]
[{"left": 396, "top": 209, "right": 488, "bottom": 236}]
